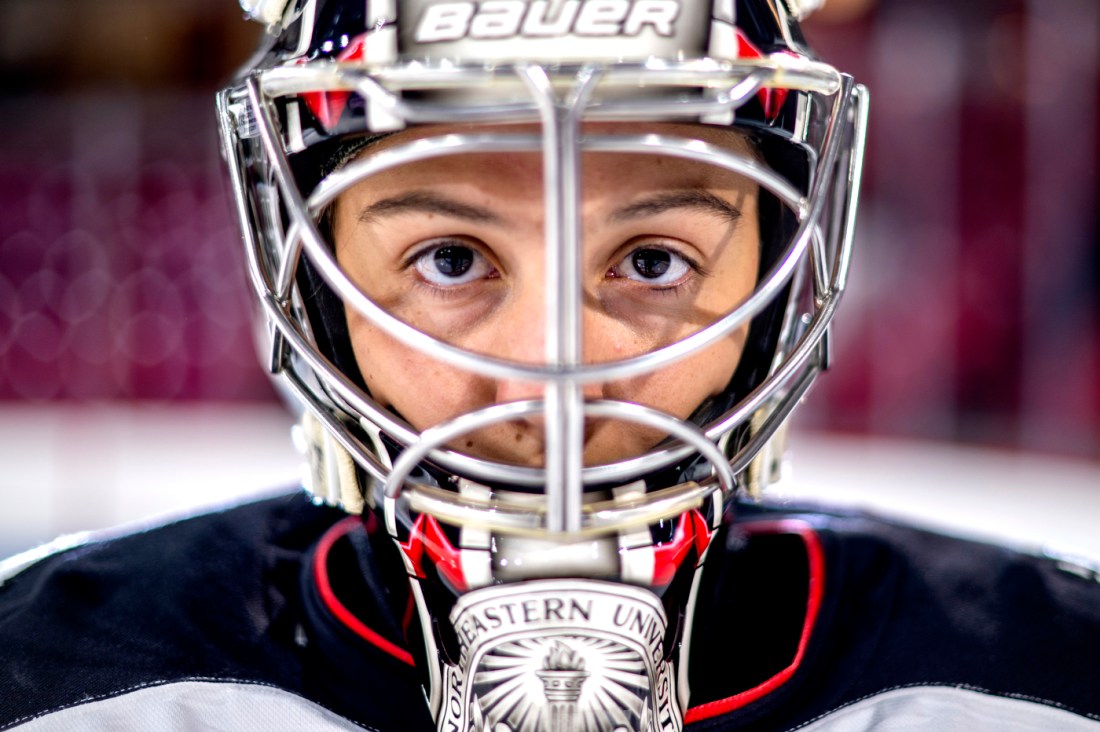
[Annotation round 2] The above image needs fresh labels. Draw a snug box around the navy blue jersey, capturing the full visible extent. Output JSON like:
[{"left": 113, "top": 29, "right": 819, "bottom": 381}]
[{"left": 2, "top": 490, "right": 1099, "bottom": 730}]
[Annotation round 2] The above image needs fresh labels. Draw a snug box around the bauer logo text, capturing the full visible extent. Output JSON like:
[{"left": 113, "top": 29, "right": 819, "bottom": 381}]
[{"left": 414, "top": 0, "right": 681, "bottom": 43}]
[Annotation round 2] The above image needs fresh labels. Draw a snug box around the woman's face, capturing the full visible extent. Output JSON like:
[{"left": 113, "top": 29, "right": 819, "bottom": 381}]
[{"left": 331, "top": 123, "right": 761, "bottom": 467}]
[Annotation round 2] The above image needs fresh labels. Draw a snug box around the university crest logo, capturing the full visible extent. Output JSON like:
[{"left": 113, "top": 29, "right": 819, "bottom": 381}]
[{"left": 438, "top": 580, "right": 682, "bottom": 732}]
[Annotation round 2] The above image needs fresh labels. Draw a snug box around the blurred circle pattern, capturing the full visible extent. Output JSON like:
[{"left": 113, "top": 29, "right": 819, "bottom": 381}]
[{"left": 0, "top": 94, "right": 274, "bottom": 402}]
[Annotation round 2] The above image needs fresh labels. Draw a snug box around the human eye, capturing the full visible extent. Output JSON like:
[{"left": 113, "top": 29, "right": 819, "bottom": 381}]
[
  {"left": 409, "top": 239, "right": 497, "bottom": 287},
  {"left": 608, "top": 244, "right": 700, "bottom": 288}
]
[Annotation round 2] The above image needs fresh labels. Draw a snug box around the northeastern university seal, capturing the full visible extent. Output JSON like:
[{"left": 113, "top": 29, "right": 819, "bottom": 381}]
[{"left": 439, "top": 580, "right": 682, "bottom": 732}]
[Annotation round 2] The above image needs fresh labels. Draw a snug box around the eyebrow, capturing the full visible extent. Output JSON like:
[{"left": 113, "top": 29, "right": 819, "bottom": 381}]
[
  {"left": 610, "top": 190, "right": 743, "bottom": 225},
  {"left": 357, "top": 191, "right": 505, "bottom": 226}
]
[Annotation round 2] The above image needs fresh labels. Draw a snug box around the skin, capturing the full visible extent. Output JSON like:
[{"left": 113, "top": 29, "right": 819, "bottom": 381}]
[{"left": 331, "top": 122, "right": 760, "bottom": 467}]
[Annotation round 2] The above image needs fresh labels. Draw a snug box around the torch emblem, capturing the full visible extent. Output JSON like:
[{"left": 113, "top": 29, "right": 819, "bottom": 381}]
[{"left": 536, "top": 641, "right": 589, "bottom": 731}]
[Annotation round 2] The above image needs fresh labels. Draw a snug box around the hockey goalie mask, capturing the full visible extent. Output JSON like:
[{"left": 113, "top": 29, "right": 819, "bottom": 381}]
[{"left": 218, "top": 0, "right": 866, "bottom": 727}]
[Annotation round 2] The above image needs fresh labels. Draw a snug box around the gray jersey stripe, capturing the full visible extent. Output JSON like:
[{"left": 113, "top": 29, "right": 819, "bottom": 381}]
[{"left": 795, "top": 685, "right": 1100, "bottom": 731}]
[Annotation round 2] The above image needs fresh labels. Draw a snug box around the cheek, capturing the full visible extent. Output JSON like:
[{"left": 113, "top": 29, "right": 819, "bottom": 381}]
[
  {"left": 607, "top": 326, "right": 748, "bottom": 419},
  {"left": 345, "top": 312, "right": 400, "bottom": 402},
  {"left": 582, "top": 328, "right": 747, "bottom": 463},
  {"left": 346, "top": 310, "right": 488, "bottom": 427}
]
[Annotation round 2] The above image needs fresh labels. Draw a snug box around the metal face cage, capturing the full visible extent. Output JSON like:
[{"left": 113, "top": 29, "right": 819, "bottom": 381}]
[{"left": 217, "top": 55, "right": 868, "bottom": 539}]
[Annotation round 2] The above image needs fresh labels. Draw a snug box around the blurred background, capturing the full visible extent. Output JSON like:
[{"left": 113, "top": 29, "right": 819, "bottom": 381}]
[{"left": 1, "top": 0, "right": 1098, "bottom": 557}]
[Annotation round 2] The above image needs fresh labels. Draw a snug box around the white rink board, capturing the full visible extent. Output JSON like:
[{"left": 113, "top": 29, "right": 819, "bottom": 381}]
[
  {"left": 0, "top": 403, "right": 301, "bottom": 557},
  {"left": 779, "top": 432, "right": 1100, "bottom": 559}
]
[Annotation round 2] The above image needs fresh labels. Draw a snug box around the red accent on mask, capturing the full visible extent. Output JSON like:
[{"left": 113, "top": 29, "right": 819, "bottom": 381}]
[
  {"left": 651, "top": 509, "right": 715, "bottom": 587},
  {"left": 299, "top": 33, "right": 369, "bottom": 131},
  {"left": 399, "top": 514, "right": 469, "bottom": 593},
  {"left": 736, "top": 31, "right": 791, "bottom": 122}
]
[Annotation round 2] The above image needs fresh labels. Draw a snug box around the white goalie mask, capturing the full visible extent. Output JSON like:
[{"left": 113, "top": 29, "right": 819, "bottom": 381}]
[{"left": 218, "top": 0, "right": 866, "bottom": 727}]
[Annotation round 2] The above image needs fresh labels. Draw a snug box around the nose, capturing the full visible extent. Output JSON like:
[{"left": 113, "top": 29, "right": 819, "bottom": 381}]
[
  {"left": 494, "top": 377, "right": 608, "bottom": 420},
  {"left": 488, "top": 289, "right": 612, "bottom": 406}
]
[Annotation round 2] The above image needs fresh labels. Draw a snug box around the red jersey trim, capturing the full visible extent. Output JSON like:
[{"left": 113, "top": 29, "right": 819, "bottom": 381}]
[
  {"left": 684, "top": 518, "right": 826, "bottom": 723},
  {"left": 312, "top": 516, "right": 416, "bottom": 667}
]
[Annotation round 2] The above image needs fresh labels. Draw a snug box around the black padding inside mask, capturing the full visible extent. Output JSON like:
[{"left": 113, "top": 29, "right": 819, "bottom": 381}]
[
  {"left": 298, "top": 257, "right": 368, "bottom": 393},
  {"left": 724, "top": 190, "right": 796, "bottom": 405},
  {"left": 290, "top": 133, "right": 391, "bottom": 395}
]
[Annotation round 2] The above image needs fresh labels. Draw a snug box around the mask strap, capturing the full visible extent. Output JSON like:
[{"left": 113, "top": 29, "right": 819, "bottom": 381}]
[{"left": 296, "top": 410, "right": 366, "bottom": 514}]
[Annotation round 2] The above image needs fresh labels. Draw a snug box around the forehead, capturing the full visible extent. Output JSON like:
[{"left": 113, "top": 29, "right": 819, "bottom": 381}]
[{"left": 341, "top": 122, "right": 760, "bottom": 192}]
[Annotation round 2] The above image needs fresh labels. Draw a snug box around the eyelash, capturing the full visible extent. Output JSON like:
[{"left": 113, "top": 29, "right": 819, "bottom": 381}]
[
  {"left": 609, "top": 243, "right": 709, "bottom": 294},
  {"left": 401, "top": 238, "right": 498, "bottom": 297}
]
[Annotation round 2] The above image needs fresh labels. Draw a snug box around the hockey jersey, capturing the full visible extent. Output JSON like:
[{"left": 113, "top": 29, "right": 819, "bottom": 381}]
[{"left": 1, "top": 490, "right": 1098, "bottom": 731}]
